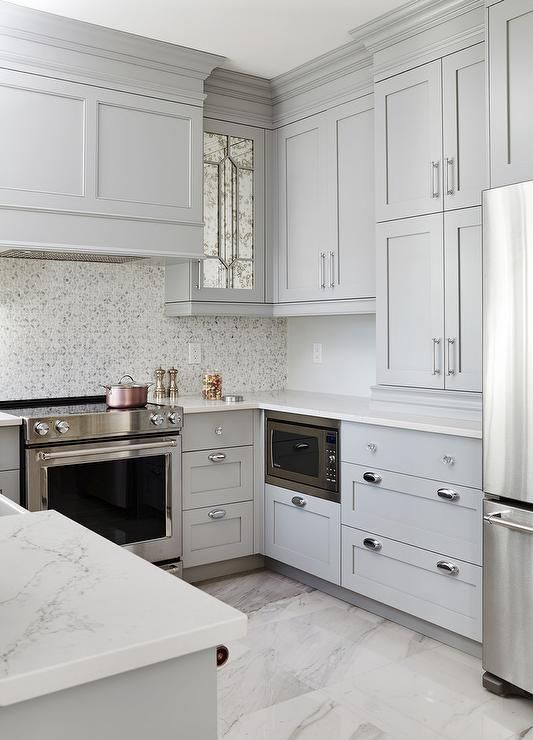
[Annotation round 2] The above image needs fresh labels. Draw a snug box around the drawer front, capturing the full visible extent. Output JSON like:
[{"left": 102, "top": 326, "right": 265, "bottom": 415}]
[
  {"left": 183, "top": 446, "right": 253, "bottom": 510},
  {"left": 341, "top": 422, "right": 481, "bottom": 488},
  {"left": 341, "top": 526, "right": 482, "bottom": 640},
  {"left": 0, "top": 470, "right": 20, "bottom": 505},
  {"left": 0, "top": 428, "right": 19, "bottom": 471},
  {"left": 183, "top": 501, "right": 253, "bottom": 568},
  {"left": 265, "top": 483, "right": 340, "bottom": 584},
  {"left": 182, "top": 411, "right": 253, "bottom": 452},
  {"left": 341, "top": 463, "right": 482, "bottom": 564}
]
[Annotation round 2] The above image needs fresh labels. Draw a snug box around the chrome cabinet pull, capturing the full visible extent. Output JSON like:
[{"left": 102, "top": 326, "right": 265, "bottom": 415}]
[
  {"left": 208, "top": 509, "right": 226, "bottom": 520},
  {"left": 215, "top": 426, "right": 223, "bottom": 435},
  {"left": 320, "top": 252, "right": 326, "bottom": 289},
  {"left": 363, "top": 471, "right": 382, "bottom": 484},
  {"left": 329, "top": 251, "right": 335, "bottom": 288},
  {"left": 291, "top": 495, "right": 307, "bottom": 507},
  {"left": 484, "top": 511, "right": 533, "bottom": 534},
  {"left": 432, "top": 337, "right": 441, "bottom": 375},
  {"left": 208, "top": 453, "right": 226, "bottom": 462},
  {"left": 437, "top": 560, "right": 459, "bottom": 576},
  {"left": 445, "top": 157, "right": 454, "bottom": 195},
  {"left": 446, "top": 337, "right": 455, "bottom": 376},
  {"left": 431, "top": 160, "right": 440, "bottom": 198},
  {"left": 363, "top": 537, "right": 382, "bottom": 551},
  {"left": 194, "top": 259, "right": 202, "bottom": 290},
  {"left": 437, "top": 488, "right": 459, "bottom": 501}
]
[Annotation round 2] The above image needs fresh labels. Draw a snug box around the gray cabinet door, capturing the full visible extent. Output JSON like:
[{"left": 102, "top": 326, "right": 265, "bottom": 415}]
[
  {"left": 326, "top": 96, "right": 376, "bottom": 300},
  {"left": 489, "top": 0, "right": 533, "bottom": 186},
  {"left": 376, "top": 214, "right": 444, "bottom": 388},
  {"left": 442, "top": 45, "right": 487, "bottom": 210},
  {"left": 277, "top": 114, "right": 328, "bottom": 302},
  {"left": 444, "top": 207, "right": 482, "bottom": 392},
  {"left": 375, "top": 61, "right": 443, "bottom": 221}
]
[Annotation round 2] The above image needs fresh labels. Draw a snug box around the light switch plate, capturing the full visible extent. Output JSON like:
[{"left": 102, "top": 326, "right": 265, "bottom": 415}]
[{"left": 188, "top": 342, "right": 201, "bottom": 364}]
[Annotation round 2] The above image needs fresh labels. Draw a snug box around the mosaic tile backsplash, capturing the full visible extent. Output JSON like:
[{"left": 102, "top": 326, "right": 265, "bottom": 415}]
[{"left": 0, "top": 259, "right": 287, "bottom": 401}]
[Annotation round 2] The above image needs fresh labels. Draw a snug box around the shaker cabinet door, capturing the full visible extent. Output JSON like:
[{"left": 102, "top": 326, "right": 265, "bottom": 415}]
[
  {"left": 442, "top": 45, "right": 487, "bottom": 210},
  {"left": 277, "top": 114, "right": 328, "bottom": 302},
  {"left": 375, "top": 61, "right": 443, "bottom": 221},
  {"left": 444, "top": 207, "right": 482, "bottom": 392},
  {"left": 489, "top": 0, "right": 533, "bottom": 186},
  {"left": 326, "top": 96, "right": 376, "bottom": 300},
  {"left": 377, "top": 214, "right": 445, "bottom": 389}
]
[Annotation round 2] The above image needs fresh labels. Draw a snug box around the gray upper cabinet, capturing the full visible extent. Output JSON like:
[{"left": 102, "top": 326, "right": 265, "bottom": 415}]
[
  {"left": 375, "top": 61, "right": 443, "bottom": 222},
  {"left": 488, "top": 0, "right": 533, "bottom": 186},
  {"left": 442, "top": 45, "right": 487, "bottom": 210},
  {"left": 377, "top": 214, "right": 445, "bottom": 388},
  {"left": 444, "top": 207, "right": 482, "bottom": 392},
  {"left": 375, "top": 46, "right": 486, "bottom": 221},
  {"left": 325, "top": 96, "right": 376, "bottom": 301},
  {"left": 277, "top": 113, "right": 328, "bottom": 303}
]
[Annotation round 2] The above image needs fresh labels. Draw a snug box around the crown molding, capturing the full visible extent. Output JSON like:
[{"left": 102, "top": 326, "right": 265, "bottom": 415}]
[
  {"left": 204, "top": 67, "right": 273, "bottom": 127},
  {"left": 350, "top": 0, "right": 484, "bottom": 54}
]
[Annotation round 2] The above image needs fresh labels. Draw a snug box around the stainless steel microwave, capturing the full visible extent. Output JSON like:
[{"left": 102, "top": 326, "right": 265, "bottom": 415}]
[{"left": 265, "top": 411, "right": 340, "bottom": 502}]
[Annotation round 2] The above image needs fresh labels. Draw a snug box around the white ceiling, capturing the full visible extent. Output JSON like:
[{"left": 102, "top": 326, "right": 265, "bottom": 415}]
[{"left": 6, "top": 0, "right": 409, "bottom": 78}]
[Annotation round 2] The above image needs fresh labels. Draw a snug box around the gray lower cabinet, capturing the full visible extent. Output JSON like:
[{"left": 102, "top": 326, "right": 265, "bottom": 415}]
[
  {"left": 0, "top": 428, "right": 20, "bottom": 504},
  {"left": 264, "top": 484, "right": 340, "bottom": 584},
  {"left": 182, "top": 501, "right": 253, "bottom": 568},
  {"left": 181, "top": 411, "right": 253, "bottom": 452},
  {"left": 182, "top": 446, "right": 253, "bottom": 510},
  {"left": 0, "top": 470, "right": 21, "bottom": 506},
  {"left": 488, "top": 0, "right": 533, "bottom": 186},
  {"left": 341, "top": 526, "right": 482, "bottom": 641}
]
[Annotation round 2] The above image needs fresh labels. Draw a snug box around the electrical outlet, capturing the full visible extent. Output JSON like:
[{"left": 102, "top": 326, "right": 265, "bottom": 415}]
[
  {"left": 188, "top": 342, "right": 201, "bottom": 364},
  {"left": 312, "top": 343, "right": 322, "bottom": 364}
]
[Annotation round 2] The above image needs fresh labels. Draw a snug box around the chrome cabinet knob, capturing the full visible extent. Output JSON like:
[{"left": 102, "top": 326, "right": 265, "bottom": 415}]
[
  {"left": 150, "top": 413, "right": 165, "bottom": 426},
  {"left": 441, "top": 455, "right": 455, "bottom": 466},
  {"left": 55, "top": 420, "right": 70, "bottom": 434},
  {"left": 215, "top": 426, "right": 223, "bottom": 435},
  {"left": 367, "top": 442, "right": 377, "bottom": 453},
  {"left": 34, "top": 421, "right": 50, "bottom": 436}
]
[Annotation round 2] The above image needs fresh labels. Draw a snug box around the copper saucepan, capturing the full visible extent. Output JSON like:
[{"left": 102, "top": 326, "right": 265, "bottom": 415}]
[{"left": 101, "top": 375, "right": 154, "bottom": 409}]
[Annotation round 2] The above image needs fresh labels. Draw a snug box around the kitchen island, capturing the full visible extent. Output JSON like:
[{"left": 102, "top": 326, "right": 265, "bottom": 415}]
[{"left": 0, "top": 510, "right": 246, "bottom": 740}]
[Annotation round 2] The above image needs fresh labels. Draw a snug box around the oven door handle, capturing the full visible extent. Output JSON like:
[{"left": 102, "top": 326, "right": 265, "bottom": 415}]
[{"left": 37, "top": 439, "right": 177, "bottom": 461}]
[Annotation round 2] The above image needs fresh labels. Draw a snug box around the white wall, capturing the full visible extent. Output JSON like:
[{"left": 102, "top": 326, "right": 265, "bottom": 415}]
[{"left": 286, "top": 315, "right": 376, "bottom": 397}]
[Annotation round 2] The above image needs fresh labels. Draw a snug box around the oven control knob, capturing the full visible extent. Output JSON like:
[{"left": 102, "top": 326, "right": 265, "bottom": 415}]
[
  {"left": 55, "top": 420, "right": 70, "bottom": 434},
  {"left": 150, "top": 413, "right": 165, "bottom": 426},
  {"left": 167, "top": 412, "right": 181, "bottom": 425},
  {"left": 34, "top": 421, "right": 50, "bottom": 436}
]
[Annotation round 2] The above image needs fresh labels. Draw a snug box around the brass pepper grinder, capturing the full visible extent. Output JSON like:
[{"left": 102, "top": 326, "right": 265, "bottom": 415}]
[
  {"left": 168, "top": 367, "right": 178, "bottom": 401},
  {"left": 154, "top": 366, "right": 166, "bottom": 399}
]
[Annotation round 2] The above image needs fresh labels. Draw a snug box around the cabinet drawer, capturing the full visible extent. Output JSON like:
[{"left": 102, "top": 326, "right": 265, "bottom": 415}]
[
  {"left": 0, "top": 428, "right": 19, "bottom": 471},
  {"left": 341, "top": 422, "right": 481, "bottom": 488},
  {"left": 265, "top": 484, "right": 340, "bottom": 584},
  {"left": 341, "top": 526, "right": 481, "bottom": 640},
  {"left": 183, "top": 446, "right": 253, "bottom": 510},
  {"left": 0, "top": 470, "right": 20, "bottom": 505},
  {"left": 341, "top": 464, "right": 482, "bottom": 564},
  {"left": 182, "top": 501, "right": 253, "bottom": 568},
  {"left": 182, "top": 411, "right": 253, "bottom": 452}
]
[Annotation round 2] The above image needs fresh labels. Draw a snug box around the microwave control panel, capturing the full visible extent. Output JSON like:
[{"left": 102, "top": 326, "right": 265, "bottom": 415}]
[{"left": 325, "top": 431, "right": 338, "bottom": 490}]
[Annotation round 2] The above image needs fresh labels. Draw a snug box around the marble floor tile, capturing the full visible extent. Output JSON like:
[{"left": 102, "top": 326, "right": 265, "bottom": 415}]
[{"left": 199, "top": 570, "right": 533, "bottom": 740}]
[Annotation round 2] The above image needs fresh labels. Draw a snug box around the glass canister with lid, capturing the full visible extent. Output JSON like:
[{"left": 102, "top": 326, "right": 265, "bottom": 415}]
[{"left": 202, "top": 370, "right": 222, "bottom": 400}]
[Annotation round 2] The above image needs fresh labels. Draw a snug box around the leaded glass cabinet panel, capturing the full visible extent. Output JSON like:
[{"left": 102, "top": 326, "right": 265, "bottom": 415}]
[{"left": 193, "top": 119, "right": 265, "bottom": 303}]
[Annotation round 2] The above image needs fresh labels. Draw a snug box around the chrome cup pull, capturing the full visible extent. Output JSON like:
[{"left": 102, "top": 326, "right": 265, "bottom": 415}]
[
  {"left": 291, "top": 496, "right": 307, "bottom": 507},
  {"left": 208, "top": 453, "right": 226, "bottom": 462},
  {"left": 437, "top": 560, "right": 459, "bottom": 576},
  {"left": 363, "top": 537, "right": 382, "bottom": 552},
  {"left": 208, "top": 509, "right": 226, "bottom": 520},
  {"left": 363, "top": 471, "right": 382, "bottom": 484},
  {"left": 437, "top": 488, "right": 459, "bottom": 501}
]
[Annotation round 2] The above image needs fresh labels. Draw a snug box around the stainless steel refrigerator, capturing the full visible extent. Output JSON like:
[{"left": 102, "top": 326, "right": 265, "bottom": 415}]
[{"left": 483, "top": 179, "right": 533, "bottom": 697}]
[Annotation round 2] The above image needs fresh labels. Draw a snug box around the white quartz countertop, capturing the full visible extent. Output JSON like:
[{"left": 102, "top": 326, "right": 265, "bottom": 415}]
[
  {"left": 171, "top": 390, "right": 481, "bottom": 438},
  {"left": 0, "top": 412, "right": 21, "bottom": 427},
  {"left": 0, "top": 511, "right": 247, "bottom": 706}
]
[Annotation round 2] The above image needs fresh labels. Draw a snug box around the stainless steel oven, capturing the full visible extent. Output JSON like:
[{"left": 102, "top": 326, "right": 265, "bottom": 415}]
[
  {"left": 26, "top": 434, "right": 181, "bottom": 563},
  {"left": 266, "top": 411, "right": 340, "bottom": 502}
]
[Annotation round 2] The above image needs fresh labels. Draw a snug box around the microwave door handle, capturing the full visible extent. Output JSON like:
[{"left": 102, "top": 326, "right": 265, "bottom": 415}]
[
  {"left": 37, "top": 439, "right": 177, "bottom": 461},
  {"left": 294, "top": 442, "right": 310, "bottom": 450}
]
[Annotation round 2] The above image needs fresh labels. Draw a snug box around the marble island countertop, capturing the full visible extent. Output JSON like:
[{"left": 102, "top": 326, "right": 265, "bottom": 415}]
[
  {"left": 0, "top": 511, "right": 247, "bottom": 707},
  {"left": 160, "top": 390, "right": 482, "bottom": 439}
]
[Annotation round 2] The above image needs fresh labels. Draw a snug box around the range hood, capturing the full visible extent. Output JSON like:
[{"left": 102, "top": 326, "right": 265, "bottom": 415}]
[{"left": 0, "top": 249, "right": 145, "bottom": 264}]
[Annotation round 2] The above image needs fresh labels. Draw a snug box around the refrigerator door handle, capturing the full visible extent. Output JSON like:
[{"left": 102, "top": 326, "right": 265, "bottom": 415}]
[{"left": 484, "top": 511, "right": 533, "bottom": 534}]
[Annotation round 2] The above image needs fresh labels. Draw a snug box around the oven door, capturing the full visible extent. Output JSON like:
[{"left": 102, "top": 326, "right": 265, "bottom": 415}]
[
  {"left": 266, "top": 419, "right": 335, "bottom": 500},
  {"left": 26, "top": 435, "right": 181, "bottom": 563}
]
